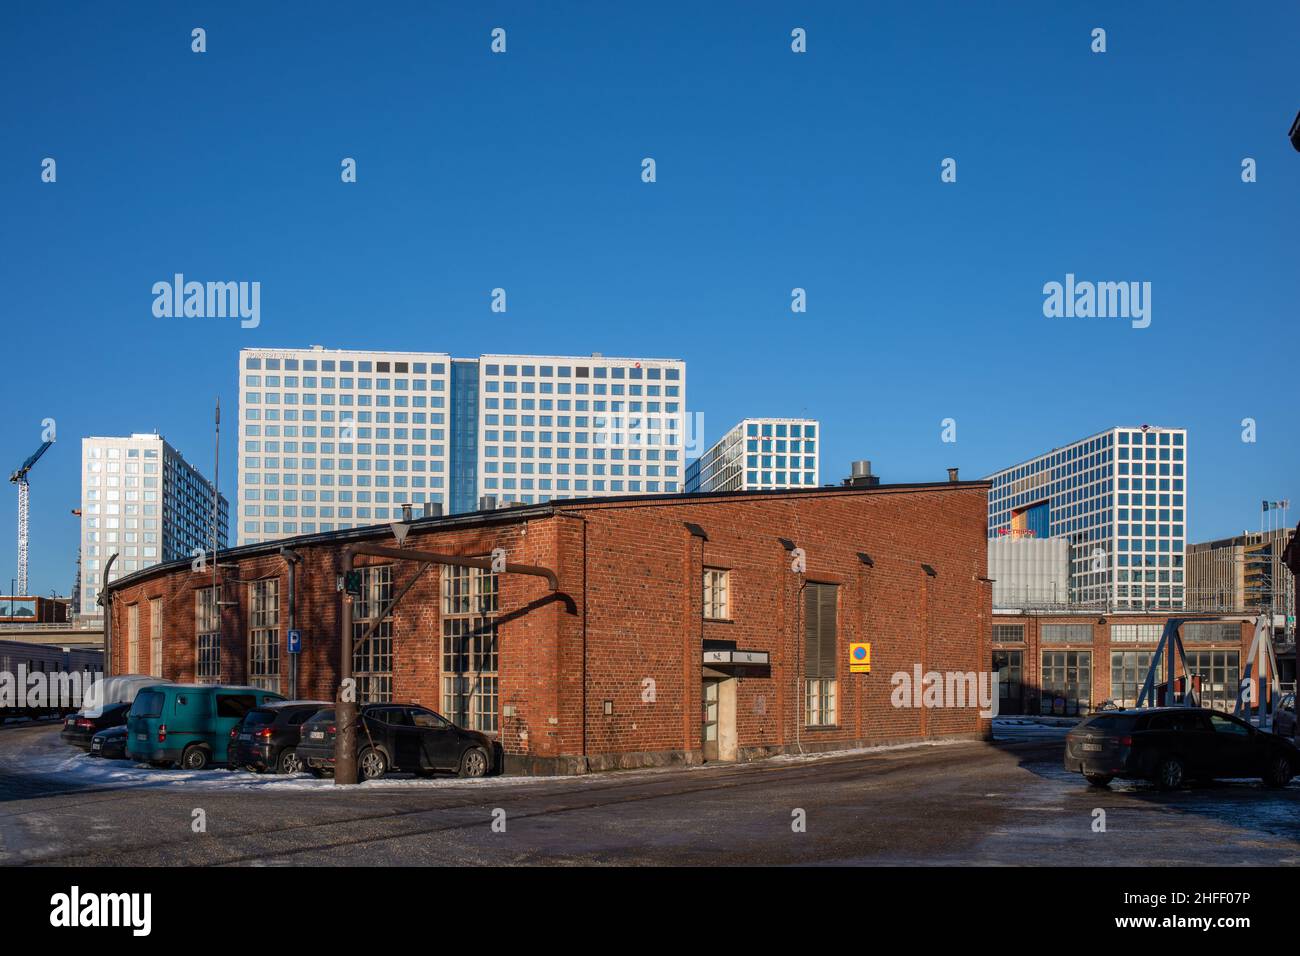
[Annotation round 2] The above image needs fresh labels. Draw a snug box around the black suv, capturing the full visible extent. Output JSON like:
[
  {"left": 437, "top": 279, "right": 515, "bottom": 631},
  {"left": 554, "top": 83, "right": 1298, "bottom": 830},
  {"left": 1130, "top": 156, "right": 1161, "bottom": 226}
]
[
  {"left": 227, "top": 701, "right": 330, "bottom": 774},
  {"left": 1064, "top": 707, "right": 1299, "bottom": 790},
  {"left": 297, "top": 703, "right": 495, "bottom": 780}
]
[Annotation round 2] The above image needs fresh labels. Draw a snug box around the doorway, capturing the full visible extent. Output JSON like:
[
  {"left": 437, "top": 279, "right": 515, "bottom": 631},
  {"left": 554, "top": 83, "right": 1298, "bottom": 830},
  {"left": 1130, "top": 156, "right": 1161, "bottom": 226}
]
[{"left": 702, "top": 673, "right": 737, "bottom": 762}]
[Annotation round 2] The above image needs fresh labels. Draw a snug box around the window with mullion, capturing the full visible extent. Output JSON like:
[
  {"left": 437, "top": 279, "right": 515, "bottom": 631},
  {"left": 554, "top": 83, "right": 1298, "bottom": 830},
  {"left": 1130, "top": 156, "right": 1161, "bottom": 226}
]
[
  {"left": 441, "top": 566, "right": 499, "bottom": 733},
  {"left": 353, "top": 565, "right": 393, "bottom": 702},
  {"left": 248, "top": 578, "right": 280, "bottom": 691},
  {"left": 703, "top": 568, "right": 729, "bottom": 620}
]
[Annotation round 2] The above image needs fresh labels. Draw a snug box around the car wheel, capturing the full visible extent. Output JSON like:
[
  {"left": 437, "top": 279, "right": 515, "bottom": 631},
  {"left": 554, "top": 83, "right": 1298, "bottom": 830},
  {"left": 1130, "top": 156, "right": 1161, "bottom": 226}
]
[
  {"left": 180, "top": 745, "right": 209, "bottom": 771},
  {"left": 277, "top": 748, "right": 305, "bottom": 775},
  {"left": 358, "top": 747, "right": 388, "bottom": 781},
  {"left": 1264, "top": 754, "right": 1293, "bottom": 788},
  {"left": 1155, "top": 755, "right": 1185, "bottom": 791},
  {"left": 1083, "top": 773, "right": 1113, "bottom": 788},
  {"left": 458, "top": 746, "right": 489, "bottom": 778}
]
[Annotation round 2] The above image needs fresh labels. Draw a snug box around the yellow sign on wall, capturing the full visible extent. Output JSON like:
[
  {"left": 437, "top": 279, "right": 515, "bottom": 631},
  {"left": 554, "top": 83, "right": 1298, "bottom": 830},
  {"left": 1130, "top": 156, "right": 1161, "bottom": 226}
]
[{"left": 849, "top": 642, "right": 871, "bottom": 673}]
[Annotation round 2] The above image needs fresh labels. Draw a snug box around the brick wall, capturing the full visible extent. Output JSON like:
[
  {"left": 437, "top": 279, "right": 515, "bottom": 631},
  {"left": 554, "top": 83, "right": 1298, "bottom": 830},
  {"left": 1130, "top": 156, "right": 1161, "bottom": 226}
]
[
  {"left": 108, "top": 483, "right": 993, "bottom": 774},
  {"left": 992, "top": 613, "right": 1254, "bottom": 713}
]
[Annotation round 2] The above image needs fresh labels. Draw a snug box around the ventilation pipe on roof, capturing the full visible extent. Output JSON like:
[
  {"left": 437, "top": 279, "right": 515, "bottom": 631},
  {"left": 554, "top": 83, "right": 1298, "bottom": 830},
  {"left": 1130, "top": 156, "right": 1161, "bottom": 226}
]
[{"left": 843, "top": 460, "right": 880, "bottom": 488}]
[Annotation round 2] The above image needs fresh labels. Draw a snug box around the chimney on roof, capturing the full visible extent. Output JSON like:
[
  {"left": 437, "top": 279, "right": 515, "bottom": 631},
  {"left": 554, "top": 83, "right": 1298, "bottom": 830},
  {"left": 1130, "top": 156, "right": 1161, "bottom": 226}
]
[
  {"left": 423, "top": 501, "right": 442, "bottom": 518},
  {"left": 843, "top": 460, "right": 880, "bottom": 488},
  {"left": 947, "top": 468, "right": 959, "bottom": 482}
]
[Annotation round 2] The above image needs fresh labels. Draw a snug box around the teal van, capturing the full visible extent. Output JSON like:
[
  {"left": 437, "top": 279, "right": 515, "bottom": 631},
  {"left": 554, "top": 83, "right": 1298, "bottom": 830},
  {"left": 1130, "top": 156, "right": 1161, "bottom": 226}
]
[{"left": 125, "top": 684, "right": 285, "bottom": 770}]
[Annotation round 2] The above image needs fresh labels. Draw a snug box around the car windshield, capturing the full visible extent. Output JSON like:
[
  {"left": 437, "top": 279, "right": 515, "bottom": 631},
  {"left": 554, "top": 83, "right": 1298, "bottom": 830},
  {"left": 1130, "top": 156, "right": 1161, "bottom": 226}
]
[
  {"left": 1082, "top": 714, "right": 1140, "bottom": 734},
  {"left": 310, "top": 710, "right": 335, "bottom": 724},
  {"left": 131, "top": 690, "right": 164, "bottom": 718},
  {"left": 243, "top": 710, "right": 276, "bottom": 727}
]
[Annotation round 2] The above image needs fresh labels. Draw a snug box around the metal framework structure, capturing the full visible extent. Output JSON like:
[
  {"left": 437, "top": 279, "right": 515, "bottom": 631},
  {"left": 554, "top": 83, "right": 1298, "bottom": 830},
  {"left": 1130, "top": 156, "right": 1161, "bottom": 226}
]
[
  {"left": 333, "top": 538, "right": 565, "bottom": 785},
  {"left": 1135, "top": 618, "right": 1203, "bottom": 710},
  {"left": 8, "top": 440, "right": 53, "bottom": 595},
  {"left": 1234, "top": 613, "right": 1279, "bottom": 730}
]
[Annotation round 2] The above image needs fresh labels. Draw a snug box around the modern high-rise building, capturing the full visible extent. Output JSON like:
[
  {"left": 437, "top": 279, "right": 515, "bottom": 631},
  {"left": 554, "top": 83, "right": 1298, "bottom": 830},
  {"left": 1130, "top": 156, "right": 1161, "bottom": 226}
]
[
  {"left": 237, "top": 347, "right": 687, "bottom": 545},
  {"left": 79, "top": 434, "right": 229, "bottom": 616},
  {"left": 987, "top": 425, "right": 1187, "bottom": 609},
  {"left": 1186, "top": 527, "right": 1296, "bottom": 621},
  {"left": 686, "top": 418, "right": 820, "bottom": 493}
]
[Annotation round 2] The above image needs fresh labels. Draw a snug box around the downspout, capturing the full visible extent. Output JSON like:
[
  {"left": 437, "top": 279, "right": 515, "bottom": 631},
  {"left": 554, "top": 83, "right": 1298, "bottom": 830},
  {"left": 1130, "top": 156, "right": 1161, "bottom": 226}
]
[
  {"left": 581, "top": 517, "right": 589, "bottom": 771},
  {"left": 99, "top": 553, "right": 118, "bottom": 676},
  {"left": 280, "top": 547, "right": 302, "bottom": 698}
]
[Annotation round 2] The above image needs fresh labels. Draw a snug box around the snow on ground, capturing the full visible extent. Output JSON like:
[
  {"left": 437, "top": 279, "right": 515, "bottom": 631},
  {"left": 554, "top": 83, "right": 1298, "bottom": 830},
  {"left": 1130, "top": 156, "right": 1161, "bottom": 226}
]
[
  {"left": 991, "top": 716, "right": 1077, "bottom": 740},
  {"left": 21, "top": 747, "right": 587, "bottom": 793},
  {"left": 8, "top": 724, "right": 1001, "bottom": 795},
  {"left": 766, "top": 738, "right": 971, "bottom": 763}
]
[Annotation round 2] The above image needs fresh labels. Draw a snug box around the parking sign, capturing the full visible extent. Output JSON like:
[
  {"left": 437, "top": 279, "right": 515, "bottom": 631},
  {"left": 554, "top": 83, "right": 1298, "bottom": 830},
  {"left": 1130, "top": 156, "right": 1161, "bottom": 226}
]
[{"left": 287, "top": 629, "right": 302, "bottom": 654}]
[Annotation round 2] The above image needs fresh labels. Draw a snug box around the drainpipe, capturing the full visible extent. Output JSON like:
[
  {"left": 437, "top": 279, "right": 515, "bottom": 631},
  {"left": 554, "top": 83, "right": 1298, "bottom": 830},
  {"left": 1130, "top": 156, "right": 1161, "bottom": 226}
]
[
  {"left": 99, "top": 553, "right": 118, "bottom": 676},
  {"left": 280, "top": 546, "right": 302, "bottom": 698}
]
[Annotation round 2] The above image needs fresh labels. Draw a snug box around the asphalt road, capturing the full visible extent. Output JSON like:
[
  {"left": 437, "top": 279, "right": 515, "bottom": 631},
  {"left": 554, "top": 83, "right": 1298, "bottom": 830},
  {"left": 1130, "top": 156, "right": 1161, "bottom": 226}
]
[{"left": 2, "top": 720, "right": 1298, "bottom": 866}]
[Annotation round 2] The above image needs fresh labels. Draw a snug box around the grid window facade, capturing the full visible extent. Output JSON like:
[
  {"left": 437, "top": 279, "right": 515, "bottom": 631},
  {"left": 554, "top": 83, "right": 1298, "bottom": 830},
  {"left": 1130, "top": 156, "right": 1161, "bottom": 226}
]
[
  {"left": 478, "top": 354, "right": 687, "bottom": 508},
  {"left": 703, "top": 569, "right": 729, "bottom": 620},
  {"left": 1183, "top": 622, "right": 1240, "bottom": 644},
  {"left": 993, "top": 624, "right": 1025, "bottom": 643},
  {"left": 80, "top": 434, "right": 227, "bottom": 615},
  {"left": 686, "top": 418, "right": 819, "bottom": 493},
  {"left": 237, "top": 348, "right": 453, "bottom": 545},
  {"left": 353, "top": 565, "right": 393, "bottom": 703},
  {"left": 248, "top": 578, "right": 280, "bottom": 691},
  {"left": 1041, "top": 623, "right": 1092, "bottom": 644},
  {"left": 441, "top": 565, "right": 499, "bottom": 733},
  {"left": 993, "top": 649, "right": 1022, "bottom": 702},
  {"left": 1110, "top": 623, "right": 1162, "bottom": 643},
  {"left": 987, "top": 427, "right": 1186, "bottom": 610},
  {"left": 196, "top": 588, "right": 220, "bottom": 683},
  {"left": 1185, "top": 651, "right": 1240, "bottom": 711},
  {"left": 237, "top": 349, "right": 687, "bottom": 541},
  {"left": 1110, "top": 651, "right": 1157, "bottom": 708},
  {"left": 1040, "top": 650, "right": 1091, "bottom": 715}
]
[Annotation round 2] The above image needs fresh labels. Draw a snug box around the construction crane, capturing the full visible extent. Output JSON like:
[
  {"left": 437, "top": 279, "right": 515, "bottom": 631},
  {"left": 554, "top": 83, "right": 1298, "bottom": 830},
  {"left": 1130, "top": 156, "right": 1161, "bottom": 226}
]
[{"left": 9, "top": 440, "right": 54, "bottom": 595}]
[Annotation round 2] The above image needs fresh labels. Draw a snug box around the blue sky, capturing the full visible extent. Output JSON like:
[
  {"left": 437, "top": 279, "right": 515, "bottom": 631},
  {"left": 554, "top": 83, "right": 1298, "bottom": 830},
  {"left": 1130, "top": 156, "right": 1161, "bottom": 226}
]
[{"left": 2, "top": 1, "right": 1297, "bottom": 596}]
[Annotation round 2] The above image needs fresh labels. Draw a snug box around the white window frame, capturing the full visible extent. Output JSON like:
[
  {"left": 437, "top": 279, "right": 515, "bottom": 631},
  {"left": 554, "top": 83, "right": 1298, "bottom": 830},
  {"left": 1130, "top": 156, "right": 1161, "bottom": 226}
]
[{"left": 703, "top": 568, "right": 730, "bottom": 620}]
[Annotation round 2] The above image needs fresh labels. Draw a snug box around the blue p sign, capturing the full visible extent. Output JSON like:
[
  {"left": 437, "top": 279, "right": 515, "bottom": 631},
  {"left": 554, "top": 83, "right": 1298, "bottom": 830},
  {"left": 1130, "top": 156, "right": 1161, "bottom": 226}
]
[{"left": 288, "top": 629, "right": 302, "bottom": 654}]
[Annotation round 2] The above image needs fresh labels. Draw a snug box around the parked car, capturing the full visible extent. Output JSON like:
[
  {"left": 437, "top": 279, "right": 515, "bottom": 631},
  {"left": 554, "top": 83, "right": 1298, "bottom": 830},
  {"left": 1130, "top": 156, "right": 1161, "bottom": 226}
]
[
  {"left": 227, "top": 700, "right": 330, "bottom": 774},
  {"left": 1274, "top": 693, "right": 1296, "bottom": 740},
  {"left": 125, "top": 684, "right": 285, "bottom": 770},
  {"left": 61, "top": 701, "right": 131, "bottom": 750},
  {"left": 89, "top": 725, "right": 128, "bottom": 759},
  {"left": 297, "top": 704, "right": 495, "bottom": 780},
  {"left": 1064, "top": 706, "right": 1299, "bottom": 790}
]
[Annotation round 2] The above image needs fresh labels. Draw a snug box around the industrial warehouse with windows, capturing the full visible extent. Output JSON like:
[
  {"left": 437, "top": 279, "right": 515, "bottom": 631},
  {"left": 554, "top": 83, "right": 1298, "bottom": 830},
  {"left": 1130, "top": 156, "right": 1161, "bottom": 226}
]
[{"left": 101, "top": 478, "right": 992, "bottom": 774}]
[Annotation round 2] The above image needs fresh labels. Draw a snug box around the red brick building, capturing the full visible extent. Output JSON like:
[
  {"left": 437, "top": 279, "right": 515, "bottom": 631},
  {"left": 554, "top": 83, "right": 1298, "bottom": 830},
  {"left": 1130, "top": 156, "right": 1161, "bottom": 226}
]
[
  {"left": 104, "top": 481, "right": 993, "bottom": 774},
  {"left": 991, "top": 611, "right": 1255, "bottom": 716}
]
